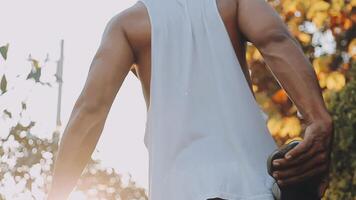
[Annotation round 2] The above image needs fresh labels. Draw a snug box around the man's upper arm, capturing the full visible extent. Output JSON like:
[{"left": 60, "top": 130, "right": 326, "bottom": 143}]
[
  {"left": 235, "top": 0, "right": 331, "bottom": 123},
  {"left": 236, "top": 0, "right": 292, "bottom": 48},
  {"left": 76, "top": 14, "right": 135, "bottom": 112}
]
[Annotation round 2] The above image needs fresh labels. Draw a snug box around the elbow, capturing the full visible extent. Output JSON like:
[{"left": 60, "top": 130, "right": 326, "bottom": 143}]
[
  {"left": 74, "top": 96, "right": 107, "bottom": 115},
  {"left": 254, "top": 28, "right": 293, "bottom": 50},
  {"left": 71, "top": 99, "right": 108, "bottom": 127}
]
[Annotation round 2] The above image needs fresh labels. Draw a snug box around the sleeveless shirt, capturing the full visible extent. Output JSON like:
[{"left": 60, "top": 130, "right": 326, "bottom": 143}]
[{"left": 138, "top": 0, "right": 278, "bottom": 199}]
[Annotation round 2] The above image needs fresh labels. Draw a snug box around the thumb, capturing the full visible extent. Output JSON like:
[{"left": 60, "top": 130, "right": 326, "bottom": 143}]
[
  {"left": 285, "top": 125, "right": 316, "bottom": 159},
  {"left": 285, "top": 137, "right": 313, "bottom": 159}
]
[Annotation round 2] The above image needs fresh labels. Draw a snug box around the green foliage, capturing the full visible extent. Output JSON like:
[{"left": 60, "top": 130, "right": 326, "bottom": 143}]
[
  {"left": 0, "top": 43, "right": 9, "bottom": 60},
  {"left": 325, "top": 65, "right": 356, "bottom": 200},
  {"left": 0, "top": 44, "right": 8, "bottom": 94},
  {"left": 1, "top": 74, "right": 7, "bottom": 94},
  {"left": 26, "top": 67, "right": 42, "bottom": 83}
]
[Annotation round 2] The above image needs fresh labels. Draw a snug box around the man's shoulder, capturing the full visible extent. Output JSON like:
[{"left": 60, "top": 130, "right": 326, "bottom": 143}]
[
  {"left": 107, "top": 2, "right": 148, "bottom": 33},
  {"left": 106, "top": 2, "right": 150, "bottom": 49}
]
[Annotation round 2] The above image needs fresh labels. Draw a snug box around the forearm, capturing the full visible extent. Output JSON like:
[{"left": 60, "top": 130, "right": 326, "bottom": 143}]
[
  {"left": 265, "top": 36, "right": 334, "bottom": 189},
  {"left": 48, "top": 104, "right": 108, "bottom": 200},
  {"left": 257, "top": 33, "right": 331, "bottom": 123}
]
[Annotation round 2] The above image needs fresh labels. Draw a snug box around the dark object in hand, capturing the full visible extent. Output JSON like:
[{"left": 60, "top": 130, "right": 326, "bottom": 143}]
[{"left": 267, "top": 140, "right": 321, "bottom": 200}]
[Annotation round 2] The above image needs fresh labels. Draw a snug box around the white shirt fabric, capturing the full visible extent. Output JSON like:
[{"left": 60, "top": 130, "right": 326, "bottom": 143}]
[{"left": 138, "top": 0, "right": 278, "bottom": 199}]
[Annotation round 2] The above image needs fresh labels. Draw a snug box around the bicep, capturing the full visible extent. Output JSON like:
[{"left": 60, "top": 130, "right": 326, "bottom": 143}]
[
  {"left": 236, "top": 0, "right": 292, "bottom": 48},
  {"left": 77, "top": 15, "right": 135, "bottom": 112}
]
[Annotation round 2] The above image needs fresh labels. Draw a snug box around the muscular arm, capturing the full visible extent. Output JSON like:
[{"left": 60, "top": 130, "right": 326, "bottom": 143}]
[
  {"left": 48, "top": 14, "right": 134, "bottom": 200},
  {"left": 236, "top": 0, "right": 333, "bottom": 196}
]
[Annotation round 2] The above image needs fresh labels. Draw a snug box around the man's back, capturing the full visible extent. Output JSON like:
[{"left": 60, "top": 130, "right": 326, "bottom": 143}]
[
  {"left": 123, "top": 0, "right": 279, "bottom": 198},
  {"left": 120, "top": 0, "right": 250, "bottom": 109}
]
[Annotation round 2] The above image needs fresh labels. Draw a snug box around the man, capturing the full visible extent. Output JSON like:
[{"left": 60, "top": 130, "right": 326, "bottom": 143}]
[{"left": 48, "top": 0, "right": 333, "bottom": 199}]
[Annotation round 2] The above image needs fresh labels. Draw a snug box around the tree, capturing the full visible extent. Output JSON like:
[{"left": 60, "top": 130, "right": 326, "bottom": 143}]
[
  {"left": 250, "top": 0, "right": 355, "bottom": 145},
  {"left": 325, "top": 64, "right": 356, "bottom": 200},
  {"left": 0, "top": 44, "right": 147, "bottom": 200}
]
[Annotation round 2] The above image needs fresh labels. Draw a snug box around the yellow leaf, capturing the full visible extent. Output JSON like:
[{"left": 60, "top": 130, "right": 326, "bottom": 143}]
[
  {"left": 267, "top": 117, "right": 283, "bottom": 137},
  {"left": 280, "top": 117, "right": 301, "bottom": 138},
  {"left": 297, "top": 32, "right": 311, "bottom": 44},
  {"left": 252, "top": 84, "right": 258, "bottom": 93},
  {"left": 307, "top": 1, "right": 330, "bottom": 19},
  {"left": 331, "top": 0, "right": 345, "bottom": 13},
  {"left": 326, "top": 71, "right": 346, "bottom": 91},
  {"left": 348, "top": 38, "right": 356, "bottom": 59},
  {"left": 313, "top": 12, "right": 329, "bottom": 28},
  {"left": 252, "top": 49, "right": 263, "bottom": 61},
  {"left": 282, "top": 0, "right": 298, "bottom": 14},
  {"left": 351, "top": 0, "right": 356, "bottom": 6},
  {"left": 313, "top": 56, "right": 332, "bottom": 74},
  {"left": 318, "top": 72, "right": 328, "bottom": 88},
  {"left": 246, "top": 45, "right": 255, "bottom": 62},
  {"left": 304, "top": 0, "right": 331, "bottom": 28},
  {"left": 31, "top": 59, "right": 40, "bottom": 69}
]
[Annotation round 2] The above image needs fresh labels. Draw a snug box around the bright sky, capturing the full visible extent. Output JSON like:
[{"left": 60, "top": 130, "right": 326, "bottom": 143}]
[{"left": 0, "top": 0, "right": 148, "bottom": 192}]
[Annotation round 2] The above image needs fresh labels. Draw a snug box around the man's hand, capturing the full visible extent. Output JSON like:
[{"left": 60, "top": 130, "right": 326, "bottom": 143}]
[{"left": 271, "top": 118, "right": 333, "bottom": 197}]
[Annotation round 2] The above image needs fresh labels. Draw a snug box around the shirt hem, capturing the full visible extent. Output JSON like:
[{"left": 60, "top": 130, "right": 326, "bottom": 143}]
[{"left": 197, "top": 191, "right": 274, "bottom": 200}]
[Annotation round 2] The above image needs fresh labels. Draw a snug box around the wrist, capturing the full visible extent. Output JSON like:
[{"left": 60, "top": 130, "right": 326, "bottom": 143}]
[
  {"left": 309, "top": 114, "right": 333, "bottom": 127},
  {"left": 298, "top": 110, "right": 333, "bottom": 132},
  {"left": 306, "top": 115, "right": 333, "bottom": 135},
  {"left": 300, "top": 107, "right": 332, "bottom": 126}
]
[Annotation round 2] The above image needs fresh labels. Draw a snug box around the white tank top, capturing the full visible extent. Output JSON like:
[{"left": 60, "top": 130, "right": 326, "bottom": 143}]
[{"left": 138, "top": 0, "right": 278, "bottom": 199}]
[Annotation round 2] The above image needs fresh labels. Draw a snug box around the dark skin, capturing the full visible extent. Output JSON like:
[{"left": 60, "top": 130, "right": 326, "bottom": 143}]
[{"left": 48, "top": 0, "right": 333, "bottom": 199}]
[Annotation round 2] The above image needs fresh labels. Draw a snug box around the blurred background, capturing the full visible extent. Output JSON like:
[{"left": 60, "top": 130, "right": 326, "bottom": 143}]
[{"left": 0, "top": 0, "right": 355, "bottom": 199}]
